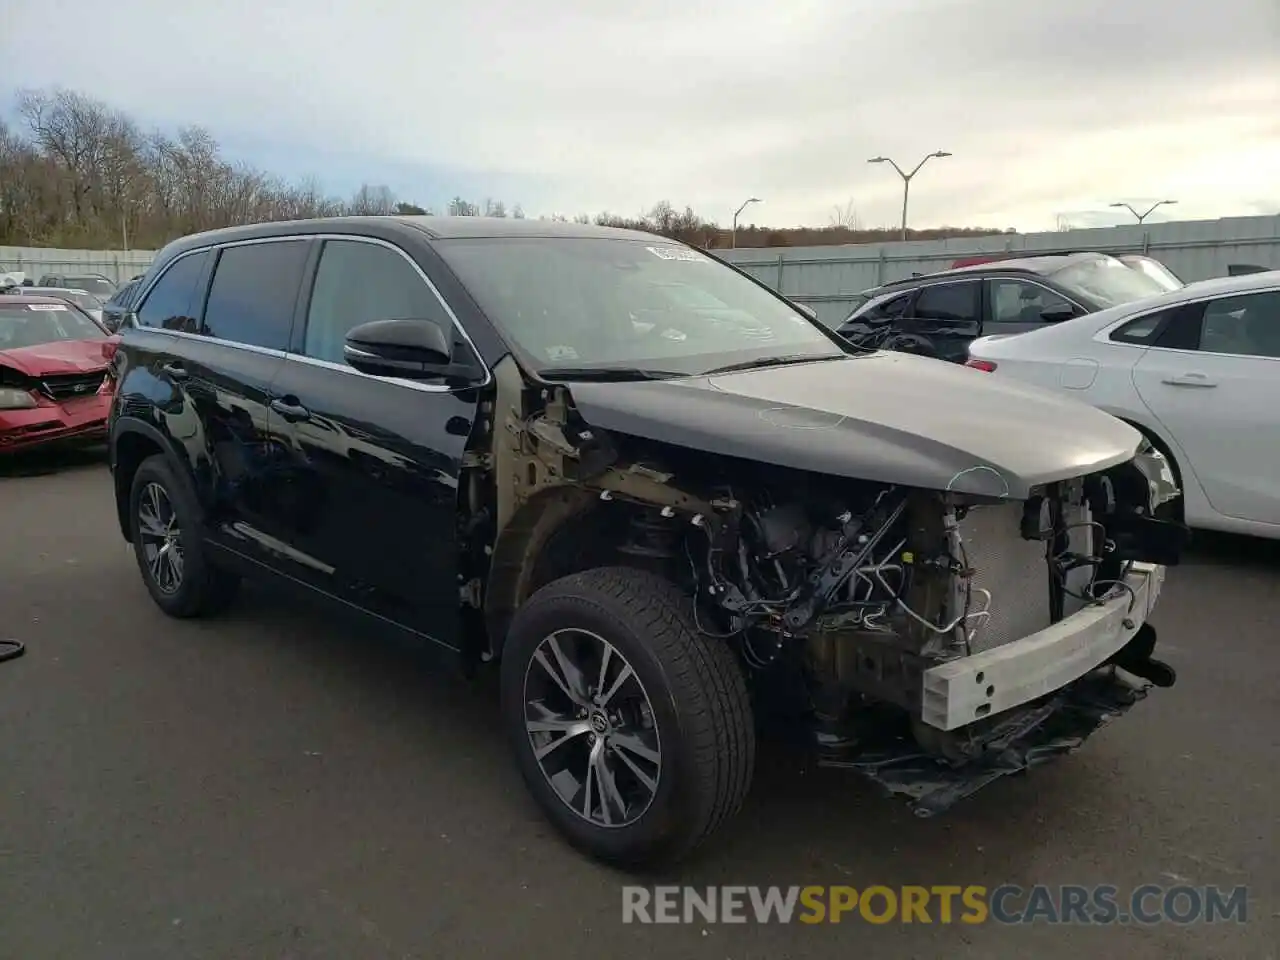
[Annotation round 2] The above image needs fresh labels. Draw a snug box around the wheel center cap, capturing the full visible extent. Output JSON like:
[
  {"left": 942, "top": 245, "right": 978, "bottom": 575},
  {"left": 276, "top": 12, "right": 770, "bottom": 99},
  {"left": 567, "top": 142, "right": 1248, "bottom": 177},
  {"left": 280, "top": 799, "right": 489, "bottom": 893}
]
[{"left": 589, "top": 711, "right": 609, "bottom": 735}]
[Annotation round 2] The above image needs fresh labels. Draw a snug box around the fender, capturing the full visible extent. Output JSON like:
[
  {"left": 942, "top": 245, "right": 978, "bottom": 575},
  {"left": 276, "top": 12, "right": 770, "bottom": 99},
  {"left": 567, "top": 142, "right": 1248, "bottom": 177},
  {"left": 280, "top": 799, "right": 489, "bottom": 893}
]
[{"left": 108, "top": 414, "right": 211, "bottom": 542}]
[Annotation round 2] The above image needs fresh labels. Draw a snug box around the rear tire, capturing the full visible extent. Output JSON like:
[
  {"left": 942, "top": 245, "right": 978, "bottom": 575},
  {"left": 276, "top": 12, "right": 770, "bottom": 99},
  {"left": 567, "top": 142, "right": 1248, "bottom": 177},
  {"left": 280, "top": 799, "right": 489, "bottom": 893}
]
[
  {"left": 129, "top": 454, "right": 240, "bottom": 618},
  {"left": 500, "top": 567, "right": 755, "bottom": 867}
]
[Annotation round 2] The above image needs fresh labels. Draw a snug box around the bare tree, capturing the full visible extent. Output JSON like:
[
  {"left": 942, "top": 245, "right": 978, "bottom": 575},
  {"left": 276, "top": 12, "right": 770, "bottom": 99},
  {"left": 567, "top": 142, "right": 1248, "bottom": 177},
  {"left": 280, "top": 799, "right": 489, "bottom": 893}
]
[
  {"left": 348, "top": 184, "right": 397, "bottom": 216},
  {"left": 0, "top": 84, "right": 1005, "bottom": 249},
  {"left": 448, "top": 196, "right": 477, "bottom": 216},
  {"left": 829, "top": 199, "right": 862, "bottom": 230}
]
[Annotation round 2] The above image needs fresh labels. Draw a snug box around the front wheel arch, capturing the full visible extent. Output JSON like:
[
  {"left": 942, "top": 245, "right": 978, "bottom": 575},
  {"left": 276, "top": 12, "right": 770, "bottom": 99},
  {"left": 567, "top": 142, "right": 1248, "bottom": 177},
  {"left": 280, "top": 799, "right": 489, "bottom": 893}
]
[{"left": 1114, "top": 416, "right": 1186, "bottom": 522}]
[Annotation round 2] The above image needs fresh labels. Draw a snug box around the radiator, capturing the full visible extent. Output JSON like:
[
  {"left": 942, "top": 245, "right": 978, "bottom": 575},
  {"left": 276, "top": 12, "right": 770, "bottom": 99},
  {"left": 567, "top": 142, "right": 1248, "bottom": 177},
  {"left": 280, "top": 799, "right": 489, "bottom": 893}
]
[{"left": 955, "top": 498, "right": 1094, "bottom": 654}]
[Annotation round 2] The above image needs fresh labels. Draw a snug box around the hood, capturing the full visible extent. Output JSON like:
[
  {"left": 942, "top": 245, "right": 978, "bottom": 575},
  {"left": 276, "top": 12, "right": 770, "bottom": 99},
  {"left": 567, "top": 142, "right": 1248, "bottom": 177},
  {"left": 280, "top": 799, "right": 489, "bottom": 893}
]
[
  {"left": 0, "top": 339, "right": 111, "bottom": 377},
  {"left": 566, "top": 352, "right": 1143, "bottom": 500}
]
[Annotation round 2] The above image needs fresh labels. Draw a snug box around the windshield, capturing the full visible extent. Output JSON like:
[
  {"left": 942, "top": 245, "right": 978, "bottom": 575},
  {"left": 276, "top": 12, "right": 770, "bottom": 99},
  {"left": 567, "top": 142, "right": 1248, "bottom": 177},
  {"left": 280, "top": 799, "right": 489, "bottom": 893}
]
[
  {"left": 66, "top": 277, "right": 116, "bottom": 297},
  {"left": 1049, "top": 256, "right": 1171, "bottom": 308},
  {"left": 435, "top": 237, "right": 845, "bottom": 376},
  {"left": 1117, "top": 256, "right": 1184, "bottom": 292},
  {"left": 45, "top": 290, "right": 104, "bottom": 312},
  {"left": 0, "top": 302, "right": 107, "bottom": 349}
]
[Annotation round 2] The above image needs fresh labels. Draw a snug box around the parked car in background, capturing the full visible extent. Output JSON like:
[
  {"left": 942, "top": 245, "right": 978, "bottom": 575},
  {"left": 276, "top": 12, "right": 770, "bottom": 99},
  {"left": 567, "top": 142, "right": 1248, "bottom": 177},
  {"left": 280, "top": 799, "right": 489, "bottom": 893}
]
[
  {"left": 0, "top": 296, "right": 117, "bottom": 454},
  {"left": 1114, "top": 254, "right": 1184, "bottom": 291},
  {"left": 36, "top": 273, "right": 118, "bottom": 299},
  {"left": 966, "top": 270, "right": 1280, "bottom": 538},
  {"left": 108, "top": 216, "right": 1183, "bottom": 866},
  {"left": 9, "top": 286, "right": 107, "bottom": 324},
  {"left": 101, "top": 278, "right": 143, "bottom": 332},
  {"left": 948, "top": 252, "right": 1184, "bottom": 291},
  {"left": 836, "top": 253, "right": 1179, "bottom": 361}
]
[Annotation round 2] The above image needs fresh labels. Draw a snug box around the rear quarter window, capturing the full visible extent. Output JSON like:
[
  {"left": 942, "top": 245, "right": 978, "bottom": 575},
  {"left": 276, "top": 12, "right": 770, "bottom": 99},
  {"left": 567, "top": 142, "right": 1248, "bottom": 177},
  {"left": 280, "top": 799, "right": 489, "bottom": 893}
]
[{"left": 135, "top": 251, "right": 211, "bottom": 332}]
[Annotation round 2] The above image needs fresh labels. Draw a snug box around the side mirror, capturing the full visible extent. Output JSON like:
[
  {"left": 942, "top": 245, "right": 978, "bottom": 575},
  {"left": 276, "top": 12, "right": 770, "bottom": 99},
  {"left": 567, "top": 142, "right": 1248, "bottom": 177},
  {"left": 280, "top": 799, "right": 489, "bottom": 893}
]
[
  {"left": 344, "top": 317, "right": 466, "bottom": 380},
  {"left": 1040, "top": 306, "right": 1076, "bottom": 323}
]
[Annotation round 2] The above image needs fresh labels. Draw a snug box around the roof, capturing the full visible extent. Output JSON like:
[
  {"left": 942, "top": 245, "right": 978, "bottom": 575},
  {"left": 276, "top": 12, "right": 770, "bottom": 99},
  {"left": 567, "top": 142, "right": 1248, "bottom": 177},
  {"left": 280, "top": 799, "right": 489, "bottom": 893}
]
[
  {"left": 0, "top": 295, "right": 76, "bottom": 308},
  {"left": 158, "top": 215, "right": 664, "bottom": 258},
  {"left": 1117, "top": 268, "right": 1280, "bottom": 310},
  {"left": 872, "top": 251, "right": 1111, "bottom": 292},
  {"left": 399, "top": 216, "right": 662, "bottom": 242}
]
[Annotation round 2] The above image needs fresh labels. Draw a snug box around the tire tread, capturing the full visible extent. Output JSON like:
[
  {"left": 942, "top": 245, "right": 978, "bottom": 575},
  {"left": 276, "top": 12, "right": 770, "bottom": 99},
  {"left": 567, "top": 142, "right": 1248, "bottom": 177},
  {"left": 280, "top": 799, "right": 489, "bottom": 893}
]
[{"left": 510, "top": 566, "right": 754, "bottom": 864}]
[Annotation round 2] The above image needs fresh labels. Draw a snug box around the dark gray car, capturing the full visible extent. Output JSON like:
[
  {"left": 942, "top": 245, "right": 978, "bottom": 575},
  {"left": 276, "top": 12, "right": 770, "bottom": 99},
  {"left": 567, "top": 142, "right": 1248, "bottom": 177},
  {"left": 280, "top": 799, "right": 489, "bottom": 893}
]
[{"left": 838, "top": 252, "right": 1177, "bottom": 361}]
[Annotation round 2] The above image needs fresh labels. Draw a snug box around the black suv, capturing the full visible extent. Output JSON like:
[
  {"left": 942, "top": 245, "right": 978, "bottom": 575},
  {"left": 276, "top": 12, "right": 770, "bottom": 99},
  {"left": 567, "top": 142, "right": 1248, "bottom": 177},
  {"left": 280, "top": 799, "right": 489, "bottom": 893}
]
[
  {"left": 107, "top": 217, "right": 1183, "bottom": 866},
  {"left": 838, "top": 252, "right": 1176, "bottom": 361}
]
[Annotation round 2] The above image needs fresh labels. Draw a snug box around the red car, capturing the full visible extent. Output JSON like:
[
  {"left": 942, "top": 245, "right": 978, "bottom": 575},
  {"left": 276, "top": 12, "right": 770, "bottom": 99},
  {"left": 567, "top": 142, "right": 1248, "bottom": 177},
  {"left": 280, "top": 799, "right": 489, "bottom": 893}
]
[{"left": 0, "top": 296, "right": 118, "bottom": 454}]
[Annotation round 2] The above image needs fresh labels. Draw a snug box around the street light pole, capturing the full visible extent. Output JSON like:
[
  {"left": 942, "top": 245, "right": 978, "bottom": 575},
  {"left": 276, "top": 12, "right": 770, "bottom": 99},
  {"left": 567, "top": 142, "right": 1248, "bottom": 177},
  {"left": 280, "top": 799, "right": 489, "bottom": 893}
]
[
  {"left": 867, "top": 151, "right": 952, "bottom": 241},
  {"left": 1109, "top": 199, "right": 1178, "bottom": 224},
  {"left": 732, "top": 197, "right": 761, "bottom": 248}
]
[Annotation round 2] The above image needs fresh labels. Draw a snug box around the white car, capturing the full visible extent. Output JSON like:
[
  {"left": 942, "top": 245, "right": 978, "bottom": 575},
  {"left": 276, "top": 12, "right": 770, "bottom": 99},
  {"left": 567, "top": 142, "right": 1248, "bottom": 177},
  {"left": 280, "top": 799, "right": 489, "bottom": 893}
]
[{"left": 966, "top": 270, "right": 1280, "bottom": 537}]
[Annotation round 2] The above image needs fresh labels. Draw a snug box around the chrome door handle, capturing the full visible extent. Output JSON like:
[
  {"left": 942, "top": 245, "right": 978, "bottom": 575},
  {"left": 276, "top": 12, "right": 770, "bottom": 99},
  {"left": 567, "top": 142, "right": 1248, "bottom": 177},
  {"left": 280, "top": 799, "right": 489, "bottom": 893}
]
[
  {"left": 270, "top": 397, "right": 312, "bottom": 422},
  {"left": 1161, "top": 373, "right": 1217, "bottom": 387}
]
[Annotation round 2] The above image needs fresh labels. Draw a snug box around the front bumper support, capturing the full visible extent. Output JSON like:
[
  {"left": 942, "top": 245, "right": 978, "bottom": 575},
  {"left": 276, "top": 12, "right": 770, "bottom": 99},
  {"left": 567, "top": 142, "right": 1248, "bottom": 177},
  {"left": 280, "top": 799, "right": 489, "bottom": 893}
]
[
  {"left": 817, "top": 623, "right": 1174, "bottom": 818},
  {"left": 919, "top": 562, "right": 1164, "bottom": 731}
]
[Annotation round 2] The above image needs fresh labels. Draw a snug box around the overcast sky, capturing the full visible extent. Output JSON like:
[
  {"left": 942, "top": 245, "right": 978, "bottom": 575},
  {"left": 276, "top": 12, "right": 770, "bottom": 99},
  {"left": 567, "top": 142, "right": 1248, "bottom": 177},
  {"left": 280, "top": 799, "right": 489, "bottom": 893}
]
[{"left": 4, "top": 0, "right": 1278, "bottom": 231}]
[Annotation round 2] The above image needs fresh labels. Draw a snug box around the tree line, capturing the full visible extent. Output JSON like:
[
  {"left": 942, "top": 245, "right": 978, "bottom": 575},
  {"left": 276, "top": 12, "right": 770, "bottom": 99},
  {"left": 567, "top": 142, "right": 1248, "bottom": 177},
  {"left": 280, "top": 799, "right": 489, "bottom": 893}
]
[{"left": 0, "top": 87, "right": 1006, "bottom": 251}]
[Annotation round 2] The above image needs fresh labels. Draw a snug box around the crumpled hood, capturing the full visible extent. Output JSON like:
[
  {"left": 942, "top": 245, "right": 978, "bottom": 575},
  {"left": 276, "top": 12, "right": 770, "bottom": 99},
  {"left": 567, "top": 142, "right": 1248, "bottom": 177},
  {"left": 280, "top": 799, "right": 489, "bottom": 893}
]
[
  {"left": 0, "top": 340, "right": 110, "bottom": 377},
  {"left": 566, "top": 352, "right": 1143, "bottom": 499}
]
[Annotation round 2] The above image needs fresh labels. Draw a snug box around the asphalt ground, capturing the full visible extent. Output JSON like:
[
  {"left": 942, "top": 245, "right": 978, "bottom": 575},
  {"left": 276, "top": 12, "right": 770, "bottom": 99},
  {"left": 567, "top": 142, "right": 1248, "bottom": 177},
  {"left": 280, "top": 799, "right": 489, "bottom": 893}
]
[{"left": 1, "top": 447, "right": 1277, "bottom": 959}]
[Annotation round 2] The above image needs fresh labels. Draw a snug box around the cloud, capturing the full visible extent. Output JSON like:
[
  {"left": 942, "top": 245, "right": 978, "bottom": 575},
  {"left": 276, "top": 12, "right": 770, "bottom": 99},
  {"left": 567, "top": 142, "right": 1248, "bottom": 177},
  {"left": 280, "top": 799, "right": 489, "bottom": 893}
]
[{"left": 3, "top": 0, "right": 1277, "bottom": 229}]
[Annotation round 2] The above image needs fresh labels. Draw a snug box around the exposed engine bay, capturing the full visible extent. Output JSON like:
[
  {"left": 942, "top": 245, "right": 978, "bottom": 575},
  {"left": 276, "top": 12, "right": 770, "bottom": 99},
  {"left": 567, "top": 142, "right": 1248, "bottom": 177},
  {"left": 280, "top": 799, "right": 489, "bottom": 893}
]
[{"left": 469, "top": 372, "right": 1187, "bottom": 815}]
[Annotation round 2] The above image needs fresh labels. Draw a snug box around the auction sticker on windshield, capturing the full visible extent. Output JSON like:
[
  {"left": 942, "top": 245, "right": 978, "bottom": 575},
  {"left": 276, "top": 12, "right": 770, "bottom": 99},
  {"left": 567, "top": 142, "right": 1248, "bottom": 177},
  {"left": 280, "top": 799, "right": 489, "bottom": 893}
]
[
  {"left": 646, "top": 246, "right": 708, "bottom": 263},
  {"left": 25, "top": 303, "right": 68, "bottom": 310}
]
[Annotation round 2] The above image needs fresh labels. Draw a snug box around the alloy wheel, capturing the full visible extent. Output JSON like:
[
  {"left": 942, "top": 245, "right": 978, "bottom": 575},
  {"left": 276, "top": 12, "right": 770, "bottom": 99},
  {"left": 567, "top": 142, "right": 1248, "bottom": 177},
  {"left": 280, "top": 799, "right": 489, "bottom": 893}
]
[
  {"left": 137, "top": 481, "right": 184, "bottom": 594},
  {"left": 522, "top": 628, "right": 662, "bottom": 828}
]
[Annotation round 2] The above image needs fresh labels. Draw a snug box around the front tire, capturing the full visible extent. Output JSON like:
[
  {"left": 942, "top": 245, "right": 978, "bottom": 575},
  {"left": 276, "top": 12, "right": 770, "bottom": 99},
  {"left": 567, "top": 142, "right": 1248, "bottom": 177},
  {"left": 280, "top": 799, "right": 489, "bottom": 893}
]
[
  {"left": 129, "top": 454, "right": 240, "bottom": 618},
  {"left": 500, "top": 567, "right": 755, "bottom": 867}
]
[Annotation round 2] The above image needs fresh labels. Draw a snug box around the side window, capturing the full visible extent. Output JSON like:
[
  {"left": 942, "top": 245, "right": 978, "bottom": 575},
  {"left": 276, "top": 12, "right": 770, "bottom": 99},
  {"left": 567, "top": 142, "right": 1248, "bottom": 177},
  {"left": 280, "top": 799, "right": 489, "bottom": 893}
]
[
  {"left": 1110, "top": 308, "right": 1176, "bottom": 344},
  {"left": 1199, "top": 291, "right": 1280, "bottom": 358},
  {"left": 202, "top": 241, "right": 310, "bottom": 350},
  {"left": 134, "top": 251, "right": 210, "bottom": 332},
  {"left": 912, "top": 282, "right": 979, "bottom": 324},
  {"left": 989, "top": 279, "right": 1073, "bottom": 323},
  {"left": 302, "top": 239, "right": 451, "bottom": 365},
  {"left": 857, "top": 291, "right": 913, "bottom": 323}
]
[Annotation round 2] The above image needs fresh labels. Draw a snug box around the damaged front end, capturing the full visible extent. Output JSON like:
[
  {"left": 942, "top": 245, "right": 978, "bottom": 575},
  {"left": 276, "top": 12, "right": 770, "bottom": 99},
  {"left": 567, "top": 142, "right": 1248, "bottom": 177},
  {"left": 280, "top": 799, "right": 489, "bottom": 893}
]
[{"left": 474, "top": 367, "right": 1187, "bottom": 818}]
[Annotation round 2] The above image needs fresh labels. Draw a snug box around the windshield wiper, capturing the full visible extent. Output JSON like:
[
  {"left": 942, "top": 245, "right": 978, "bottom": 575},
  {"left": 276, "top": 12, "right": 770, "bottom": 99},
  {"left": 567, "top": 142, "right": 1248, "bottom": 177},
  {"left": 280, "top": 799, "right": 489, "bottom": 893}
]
[
  {"left": 537, "top": 366, "right": 688, "bottom": 382},
  {"left": 700, "top": 354, "right": 845, "bottom": 376}
]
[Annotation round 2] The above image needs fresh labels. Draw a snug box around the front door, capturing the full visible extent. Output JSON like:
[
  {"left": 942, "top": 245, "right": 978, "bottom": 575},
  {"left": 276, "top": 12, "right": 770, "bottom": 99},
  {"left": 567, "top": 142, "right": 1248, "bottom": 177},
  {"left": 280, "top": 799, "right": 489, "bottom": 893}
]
[
  {"left": 984, "top": 278, "right": 1080, "bottom": 337},
  {"left": 1132, "top": 287, "right": 1280, "bottom": 525},
  {"left": 264, "top": 237, "right": 482, "bottom": 649}
]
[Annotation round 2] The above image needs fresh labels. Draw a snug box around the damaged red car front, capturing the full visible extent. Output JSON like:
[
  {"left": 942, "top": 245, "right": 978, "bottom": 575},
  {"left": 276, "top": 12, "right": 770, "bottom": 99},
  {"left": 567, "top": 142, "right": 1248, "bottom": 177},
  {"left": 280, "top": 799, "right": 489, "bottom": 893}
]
[{"left": 0, "top": 296, "right": 118, "bottom": 454}]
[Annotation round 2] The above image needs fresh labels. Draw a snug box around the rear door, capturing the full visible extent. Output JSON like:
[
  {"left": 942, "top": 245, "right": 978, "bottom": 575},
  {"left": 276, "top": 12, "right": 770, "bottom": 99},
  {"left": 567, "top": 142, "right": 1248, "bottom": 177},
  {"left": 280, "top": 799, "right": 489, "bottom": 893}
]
[
  {"left": 1131, "top": 287, "right": 1280, "bottom": 524},
  {"left": 182, "top": 238, "right": 314, "bottom": 563},
  {"left": 261, "top": 236, "right": 485, "bottom": 650},
  {"left": 897, "top": 280, "right": 981, "bottom": 361}
]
